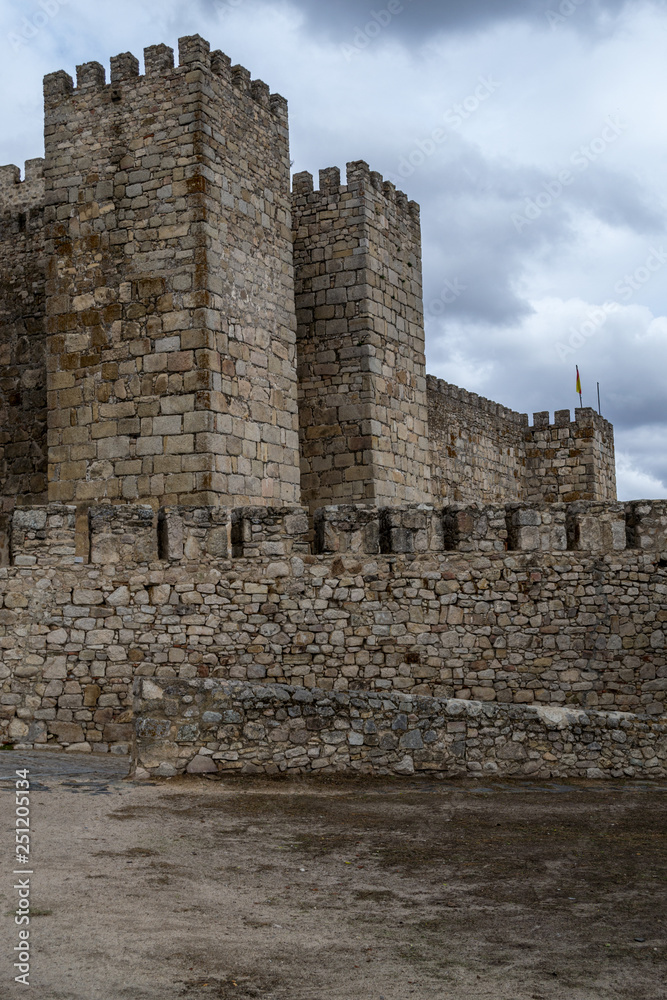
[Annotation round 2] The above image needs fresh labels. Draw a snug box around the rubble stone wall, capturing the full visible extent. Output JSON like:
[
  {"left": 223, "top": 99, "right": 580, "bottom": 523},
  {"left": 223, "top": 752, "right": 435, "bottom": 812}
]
[
  {"left": 1, "top": 501, "right": 664, "bottom": 757},
  {"left": 428, "top": 376, "right": 617, "bottom": 504},
  {"left": 131, "top": 678, "right": 667, "bottom": 780}
]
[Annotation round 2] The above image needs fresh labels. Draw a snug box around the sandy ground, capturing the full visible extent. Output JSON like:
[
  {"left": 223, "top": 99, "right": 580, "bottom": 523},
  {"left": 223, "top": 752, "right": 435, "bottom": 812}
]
[{"left": 0, "top": 752, "right": 665, "bottom": 1000}]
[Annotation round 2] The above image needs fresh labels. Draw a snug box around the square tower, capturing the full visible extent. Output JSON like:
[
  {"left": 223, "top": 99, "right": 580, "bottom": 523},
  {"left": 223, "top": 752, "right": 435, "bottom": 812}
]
[
  {"left": 43, "top": 36, "right": 300, "bottom": 508},
  {"left": 293, "top": 162, "right": 432, "bottom": 511}
]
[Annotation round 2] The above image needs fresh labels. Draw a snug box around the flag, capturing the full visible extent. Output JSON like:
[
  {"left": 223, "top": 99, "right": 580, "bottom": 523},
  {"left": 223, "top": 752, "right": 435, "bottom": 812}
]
[{"left": 576, "top": 366, "right": 582, "bottom": 397}]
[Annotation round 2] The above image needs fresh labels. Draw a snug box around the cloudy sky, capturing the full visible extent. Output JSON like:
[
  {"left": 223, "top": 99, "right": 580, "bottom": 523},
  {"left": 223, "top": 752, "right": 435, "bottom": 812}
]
[{"left": 0, "top": 0, "right": 665, "bottom": 500}]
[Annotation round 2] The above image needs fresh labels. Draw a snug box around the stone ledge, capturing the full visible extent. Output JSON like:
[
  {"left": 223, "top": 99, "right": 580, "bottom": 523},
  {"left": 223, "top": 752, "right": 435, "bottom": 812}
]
[{"left": 131, "top": 679, "right": 667, "bottom": 781}]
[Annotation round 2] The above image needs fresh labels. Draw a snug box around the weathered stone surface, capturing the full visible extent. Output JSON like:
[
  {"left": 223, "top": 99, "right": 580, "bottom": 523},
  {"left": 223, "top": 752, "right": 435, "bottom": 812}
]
[
  {"left": 48, "top": 722, "right": 85, "bottom": 743},
  {"left": 132, "top": 679, "right": 666, "bottom": 780},
  {"left": 294, "top": 162, "right": 431, "bottom": 511},
  {"left": 0, "top": 504, "right": 666, "bottom": 755},
  {"left": 428, "top": 380, "right": 616, "bottom": 506},
  {"left": 186, "top": 754, "right": 218, "bottom": 774}
]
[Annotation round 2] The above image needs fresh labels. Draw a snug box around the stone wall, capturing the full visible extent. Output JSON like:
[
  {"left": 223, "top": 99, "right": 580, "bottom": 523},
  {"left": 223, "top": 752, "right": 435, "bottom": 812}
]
[
  {"left": 428, "top": 376, "right": 528, "bottom": 503},
  {"left": 293, "top": 162, "right": 431, "bottom": 511},
  {"left": 428, "top": 377, "right": 617, "bottom": 504},
  {"left": 524, "top": 407, "right": 616, "bottom": 503},
  {"left": 132, "top": 678, "right": 667, "bottom": 780},
  {"left": 43, "top": 35, "right": 300, "bottom": 510},
  {"left": 0, "top": 500, "right": 664, "bottom": 755},
  {"left": 0, "top": 159, "right": 45, "bottom": 215},
  {"left": 0, "top": 38, "right": 618, "bottom": 515},
  {"left": 0, "top": 160, "right": 47, "bottom": 511}
]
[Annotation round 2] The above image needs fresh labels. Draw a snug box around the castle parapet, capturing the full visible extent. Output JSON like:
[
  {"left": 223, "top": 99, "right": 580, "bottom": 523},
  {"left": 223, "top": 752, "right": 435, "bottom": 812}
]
[
  {"left": 506, "top": 503, "right": 568, "bottom": 552},
  {"left": 566, "top": 501, "right": 627, "bottom": 552},
  {"left": 43, "top": 36, "right": 286, "bottom": 122},
  {"left": 231, "top": 507, "right": 309, "bottom": 558},
  {"left": 89, "top": 506, "right": 157, "bottom": 566},
  {"left": 0, "top": 158, "right": 45, "bottom": 215},
  {"left": 159, "top": 507, "right": 231, "bottom": 563},
  {"left": 525, "top": 407, "right": 616, "bottom": 503},
  {"left": 11, "top": 505, "right": 76, "bottom": 567},
  {"left": 380, "top": 506, "right": 442, "bottom": 554},
  {"left": 626, "top": 500, "right": 667, "bottom": 552},
  {"left": 314, "top": 506, "right": 381, "bottom": 555},
  {"left": 443, "top": 503, "right": 509, "bottom": 552}
]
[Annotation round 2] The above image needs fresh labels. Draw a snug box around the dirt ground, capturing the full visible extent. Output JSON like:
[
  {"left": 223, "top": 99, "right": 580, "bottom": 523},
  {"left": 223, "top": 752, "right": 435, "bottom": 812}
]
[{"left": 0, "top": 753, "right": 665, "bottom": 1000}]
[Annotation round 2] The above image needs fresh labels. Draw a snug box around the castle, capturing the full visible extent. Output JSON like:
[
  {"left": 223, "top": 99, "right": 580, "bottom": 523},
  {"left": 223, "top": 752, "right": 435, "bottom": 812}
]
[
  {"left": 0, "top": 38, "right": 664, "bottom": 782},
  {"left": 0, "top": 34, "right": 616, "bottom": 517}
]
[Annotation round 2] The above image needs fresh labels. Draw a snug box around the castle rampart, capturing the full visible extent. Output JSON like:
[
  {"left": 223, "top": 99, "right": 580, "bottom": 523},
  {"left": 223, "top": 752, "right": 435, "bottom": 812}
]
[
  {"left": 428, "top": 375, "right": 617, "bottom": 504},
  {"left": 1, "top": 37, "right": 648, "bottom": 782},
  {"left": 0, "top": 499, "right": 664, "bottom": 764}
]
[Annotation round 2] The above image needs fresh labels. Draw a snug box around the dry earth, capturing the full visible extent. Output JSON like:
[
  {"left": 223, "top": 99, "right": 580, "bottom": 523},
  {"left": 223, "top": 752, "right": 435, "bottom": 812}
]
[{"left": 0, "top": 752, "right": 665, "bottom": 1000}]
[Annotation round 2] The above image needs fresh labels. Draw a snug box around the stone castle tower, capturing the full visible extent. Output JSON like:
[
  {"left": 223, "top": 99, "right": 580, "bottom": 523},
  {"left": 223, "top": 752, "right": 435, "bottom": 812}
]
[{"left": 0, "top": 35, "right": 617, "bottom": 517}]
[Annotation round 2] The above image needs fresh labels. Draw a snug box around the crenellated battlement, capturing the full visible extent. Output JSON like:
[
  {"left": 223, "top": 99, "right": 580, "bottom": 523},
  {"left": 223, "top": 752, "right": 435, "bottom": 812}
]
[
  {"left": 0, "top": 158, "right": 45, "bottom": 215},
  {"left": 2, "top": 501, "right": 663, "bottom": 569},
  {"left": 314, "top": 500, "right": 665, "bottom": 555},
  {"left": 427, "top": 375, "right": 529, "bottom": 429},
  {"left": 528, "top": 406, "right": 613, "bottom": 436},
  {"left": 524, "top": 406, "right": 616, "bottom": 503},
  {"left": 292, "top": 159, "right": 421, "bottom": 235},
  {"left": 428, "top": 377, "right": 617, "bottom": 506},
  {"left": 43, "top": 35, "right": 287, "bottom": 125}
]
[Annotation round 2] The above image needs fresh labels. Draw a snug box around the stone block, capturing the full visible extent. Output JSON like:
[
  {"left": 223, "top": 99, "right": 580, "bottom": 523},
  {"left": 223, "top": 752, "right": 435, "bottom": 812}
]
[
  {"left": 567, "top": 502, "right": 627, "bottom": 552},
  {"left": 159, "top": 506, "right": 231, "bottom": 562},
  {"left": 379, "top": 506, "right": 442, "bottom": 554},
  {"left": 443, "top": 503, "right": 508, "bottom": 552},
  {"left": 89, "top": 505, "right": 157, "bottom": 566},
  {"left": 314, "top": 506, "right": 380, "bottom": 555},
  {"left": 11, "top": 505, "right": 77, "bottom": 567},
  {"left": 103, "top": 723, "right": 135, "bottom": 743},
  {"left": 626, "top": 500, "right": 667, "bottom": 552},
  {"left": 48, "top": 722, "right": 85, "bottom": 744},
  {"left": 507, "top": 504, "right": 567, "bottom": 552},
  {"left": 231, "top": 507, "right": 310, "bottom": 558},
  {"left": 186, "top": 754, "right": 218, "bottom": 774}
]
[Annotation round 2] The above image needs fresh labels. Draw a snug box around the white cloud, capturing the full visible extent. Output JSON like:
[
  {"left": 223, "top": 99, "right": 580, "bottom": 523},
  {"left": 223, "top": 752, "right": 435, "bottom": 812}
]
[{"left": 616, "top": 453, "right": 667, "bottom": 501}]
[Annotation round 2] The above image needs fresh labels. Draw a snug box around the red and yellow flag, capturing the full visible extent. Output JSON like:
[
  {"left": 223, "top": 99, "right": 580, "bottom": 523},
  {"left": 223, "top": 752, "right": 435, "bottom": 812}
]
[{"left": 576, "top": 366, "right": 582, "bottom": 404}]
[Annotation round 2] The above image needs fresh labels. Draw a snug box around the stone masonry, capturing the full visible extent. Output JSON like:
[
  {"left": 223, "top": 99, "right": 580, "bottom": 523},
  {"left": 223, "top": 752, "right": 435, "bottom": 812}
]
[
  {"left": 0, "top": 499, "right": 664, "bottom": 768},
  {"left": 0, "top": 35, "right": 616, "bottom": 517},
  {"left": 133, "top": 679, "right": 666, "bottom": 781},
  {"left": 428, "top": 377, "right": 616, "bottom": 505},
  {"left": 293, "top": 163, "right": 431, "bottom": 510},
  {"left": 0, "top": 37, "right": 651, "bottom": 782},
  {"left": 43, "top": 38, "right": 300, "bottom": 510}
]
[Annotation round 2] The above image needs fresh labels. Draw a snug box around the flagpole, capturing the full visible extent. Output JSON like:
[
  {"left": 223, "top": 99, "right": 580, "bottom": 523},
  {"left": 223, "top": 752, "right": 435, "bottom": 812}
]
[{"left": 597, "top": 382, "right": 601, "bottom": 416}]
